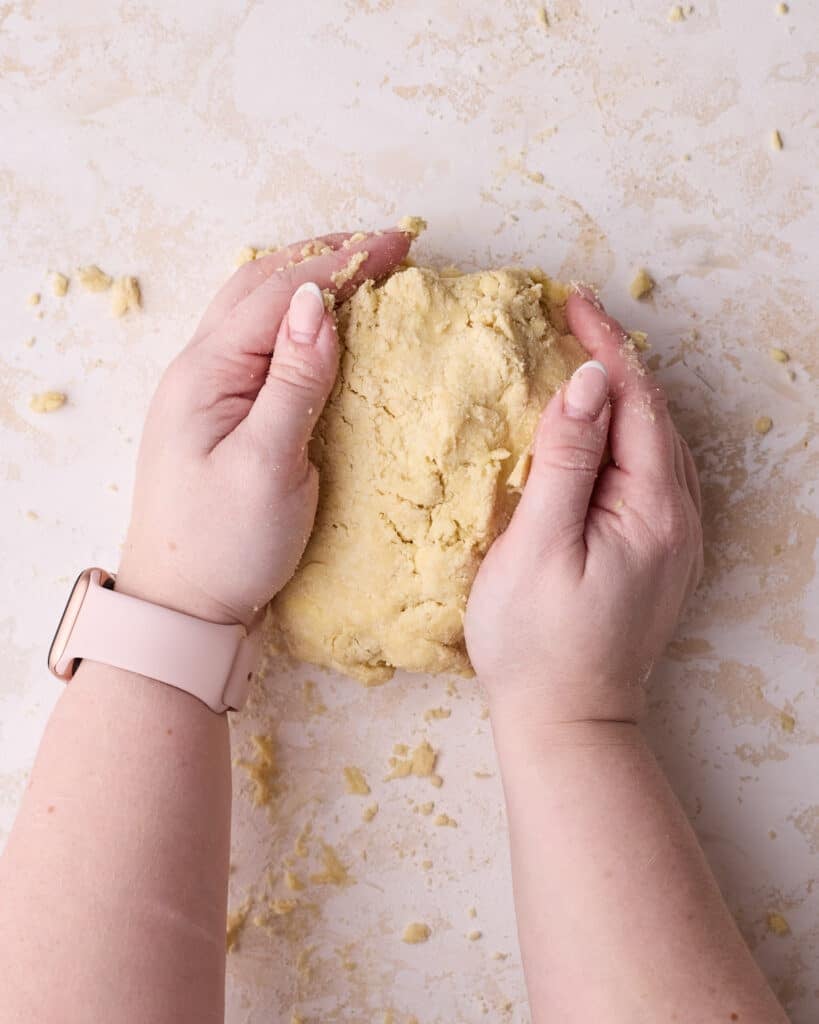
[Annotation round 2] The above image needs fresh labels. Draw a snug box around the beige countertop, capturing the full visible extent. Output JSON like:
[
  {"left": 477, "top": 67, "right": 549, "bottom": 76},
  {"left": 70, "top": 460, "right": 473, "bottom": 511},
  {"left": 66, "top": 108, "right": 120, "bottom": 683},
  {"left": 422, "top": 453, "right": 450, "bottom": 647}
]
[{"left": 1, "top": 2, "right": 817, "bottom": 1021}]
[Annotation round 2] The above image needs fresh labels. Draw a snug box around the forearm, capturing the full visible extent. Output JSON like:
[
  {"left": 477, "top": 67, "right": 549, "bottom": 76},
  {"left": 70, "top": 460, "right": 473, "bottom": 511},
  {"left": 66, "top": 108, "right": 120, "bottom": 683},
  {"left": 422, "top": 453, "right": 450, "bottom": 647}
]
[
  {"left": 491, "top": 710, "right": 787, "bottom": 1024},
  {"left": 0, "top": 661, "right": 231, "bottom": 1024}
]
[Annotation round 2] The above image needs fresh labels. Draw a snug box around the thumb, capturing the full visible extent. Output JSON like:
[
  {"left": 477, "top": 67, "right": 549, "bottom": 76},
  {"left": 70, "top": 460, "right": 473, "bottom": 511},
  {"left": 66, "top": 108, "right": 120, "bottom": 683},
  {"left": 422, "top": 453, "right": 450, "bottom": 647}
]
[
  {"left": 510, "top": 360, "right": 610, "bottom": 560},
  {"left": 244, "top": 281, "right": 338, "bottom": 466}
]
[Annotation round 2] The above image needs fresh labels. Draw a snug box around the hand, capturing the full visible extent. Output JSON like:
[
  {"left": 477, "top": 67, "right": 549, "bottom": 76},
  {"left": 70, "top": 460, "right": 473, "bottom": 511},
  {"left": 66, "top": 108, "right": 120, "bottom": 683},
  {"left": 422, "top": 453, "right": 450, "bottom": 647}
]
[
  {"left": 116, "top": 229, "right": 411, "bottom": 627},
  {"left": 465, "top": 289, "right": 703, "bottom": 727}
]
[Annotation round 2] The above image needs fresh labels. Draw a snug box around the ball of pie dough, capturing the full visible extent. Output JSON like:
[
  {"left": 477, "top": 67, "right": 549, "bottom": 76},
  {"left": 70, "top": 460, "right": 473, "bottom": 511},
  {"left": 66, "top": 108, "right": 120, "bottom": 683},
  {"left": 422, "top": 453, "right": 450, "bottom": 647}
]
[{"left": 268, "top": 266, "right": 587, "bottom": 684}]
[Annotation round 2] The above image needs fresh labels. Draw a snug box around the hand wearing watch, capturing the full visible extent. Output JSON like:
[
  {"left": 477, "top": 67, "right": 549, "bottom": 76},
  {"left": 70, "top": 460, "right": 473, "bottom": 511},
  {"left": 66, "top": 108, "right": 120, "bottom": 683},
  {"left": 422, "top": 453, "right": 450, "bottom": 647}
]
[{"left": 48, "top": 568, "right": 260, "bottom": 713}]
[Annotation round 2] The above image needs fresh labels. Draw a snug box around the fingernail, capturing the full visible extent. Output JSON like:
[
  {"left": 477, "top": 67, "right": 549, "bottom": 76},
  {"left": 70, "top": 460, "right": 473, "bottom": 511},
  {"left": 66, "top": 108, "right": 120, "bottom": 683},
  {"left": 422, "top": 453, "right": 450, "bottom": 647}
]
[
  {"left": 288, "top": 282, "right": 325, "bottom": 344},
  {"left": 564, "top": 360, "right": 609, "bottom": 421},
  {"left": 572, "top": 283, "right": 605, "bottom": 311}
]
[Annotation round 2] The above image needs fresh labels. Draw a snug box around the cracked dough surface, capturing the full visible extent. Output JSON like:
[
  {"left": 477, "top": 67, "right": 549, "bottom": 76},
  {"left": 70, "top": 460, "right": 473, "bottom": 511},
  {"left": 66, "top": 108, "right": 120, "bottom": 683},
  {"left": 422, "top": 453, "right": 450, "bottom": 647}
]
[{"left": 268, "top": 266, "right": 586, "bottom": 683}]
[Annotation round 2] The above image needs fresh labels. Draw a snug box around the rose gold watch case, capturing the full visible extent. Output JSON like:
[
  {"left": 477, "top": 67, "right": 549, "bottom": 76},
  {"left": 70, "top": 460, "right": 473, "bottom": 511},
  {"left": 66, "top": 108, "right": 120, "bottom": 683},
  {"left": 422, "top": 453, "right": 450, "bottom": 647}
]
[{"left": 48, "top": 567, "right": 114, "bottom": 679}]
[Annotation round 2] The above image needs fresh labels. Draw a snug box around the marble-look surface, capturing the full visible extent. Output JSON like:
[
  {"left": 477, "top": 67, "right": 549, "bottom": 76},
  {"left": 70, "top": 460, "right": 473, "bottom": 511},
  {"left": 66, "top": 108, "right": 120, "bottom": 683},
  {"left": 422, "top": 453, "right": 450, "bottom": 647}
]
[{"left": 1, "top": 2, "right": 817, "bottom": 1021}]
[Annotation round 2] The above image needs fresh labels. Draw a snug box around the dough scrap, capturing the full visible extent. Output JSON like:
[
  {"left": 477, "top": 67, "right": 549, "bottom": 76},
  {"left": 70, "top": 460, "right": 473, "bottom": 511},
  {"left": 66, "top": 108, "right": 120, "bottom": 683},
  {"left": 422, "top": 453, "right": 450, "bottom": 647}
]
[
  {"left": 111, "top": 275, "right": 141, "bottom": 317},
  {"left": 402, "top": 922, "right": 431, "bottom": 944},
  {"left": 51, "top": 272, "right": 69, "bottom": 297},
  {"left": 77, "top": 265, "right": 112, "bottom": 292},
  {"left": 238, "top": 735, "right": 279, "bottom": 807},
  {"left": 30, "top": 391, "right": 67, "bottom": 413},
  {"left": 343, "top": 765, "right": 371, "bottom": 795},
  {"left": 629, "top": 268, "right": 655, "bottom": 300},
  {"left": 268, "top": 266, "right": 586, "bottom": 683},
  {"left": 397, "top": 215, "right": 427, "bottom": 238}
]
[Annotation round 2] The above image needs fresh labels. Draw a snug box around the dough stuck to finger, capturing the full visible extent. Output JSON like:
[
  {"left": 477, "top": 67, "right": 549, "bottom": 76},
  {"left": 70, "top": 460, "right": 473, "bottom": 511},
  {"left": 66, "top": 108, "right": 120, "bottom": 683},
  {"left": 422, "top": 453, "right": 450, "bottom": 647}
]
[{"left": 268, "top": 266, "right": 586, "bottom": 683}]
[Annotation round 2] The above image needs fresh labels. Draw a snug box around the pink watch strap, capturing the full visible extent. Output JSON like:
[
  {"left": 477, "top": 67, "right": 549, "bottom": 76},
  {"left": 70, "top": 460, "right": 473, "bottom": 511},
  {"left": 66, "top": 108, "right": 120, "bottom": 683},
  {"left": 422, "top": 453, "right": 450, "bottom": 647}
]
[{"left": 60, "top": 572, "right": 260, "bottom": 713}]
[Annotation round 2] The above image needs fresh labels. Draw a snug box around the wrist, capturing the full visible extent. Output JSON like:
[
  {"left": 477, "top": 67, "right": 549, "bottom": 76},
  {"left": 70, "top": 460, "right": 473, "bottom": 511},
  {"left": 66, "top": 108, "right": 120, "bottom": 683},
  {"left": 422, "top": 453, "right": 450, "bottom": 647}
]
[
  {"left": 114, "top": 560, "right": 248, "bottom": 628},
  {"left": 488, "top": 697, "right": 644, "bottom": 766}
]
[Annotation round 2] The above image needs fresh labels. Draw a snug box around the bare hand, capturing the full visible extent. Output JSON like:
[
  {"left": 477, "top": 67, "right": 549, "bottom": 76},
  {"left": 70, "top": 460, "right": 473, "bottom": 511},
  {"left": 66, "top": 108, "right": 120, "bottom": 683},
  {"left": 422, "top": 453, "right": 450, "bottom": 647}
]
[
  {"left": 117, "top": 230, "right": 411, "bottom": 627},
  {"left": 465, "top": 289, "right": 703, "bottom": 726}
]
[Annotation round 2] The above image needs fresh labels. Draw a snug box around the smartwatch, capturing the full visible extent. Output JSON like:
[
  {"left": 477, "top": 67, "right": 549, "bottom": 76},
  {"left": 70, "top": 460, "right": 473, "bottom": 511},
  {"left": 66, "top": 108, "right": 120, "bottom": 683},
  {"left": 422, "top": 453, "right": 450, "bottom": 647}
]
[{"left": 48, "top": 568, "right": 260, "bottom": 713}]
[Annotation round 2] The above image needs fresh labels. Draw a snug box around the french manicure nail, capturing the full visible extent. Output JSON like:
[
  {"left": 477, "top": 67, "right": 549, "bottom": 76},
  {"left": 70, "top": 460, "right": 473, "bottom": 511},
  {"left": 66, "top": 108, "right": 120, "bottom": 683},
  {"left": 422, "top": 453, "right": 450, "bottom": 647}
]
[
  {"left": 288, "top": 282, "right": 325, "bottom": 344},
  {"left": 564, "top": 360, "right": 609, "bottom": 421}
]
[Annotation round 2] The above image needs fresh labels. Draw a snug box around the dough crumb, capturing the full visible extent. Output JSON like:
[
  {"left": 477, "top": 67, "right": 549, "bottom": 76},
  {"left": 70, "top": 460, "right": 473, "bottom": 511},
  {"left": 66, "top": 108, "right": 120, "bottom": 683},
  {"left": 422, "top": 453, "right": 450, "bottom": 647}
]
[
  {"left": 467, "top": 930, "right": 482, "bottom": 941},
  {"left": 506, "top": 450, "right": 532, "bottom": 491},
  {"left": 386, "top": 740, "right": 438, "bottom": 781},
  {"left": 434, "top": 813, "right": 458, "bottom": 828},
  {"left": 424, "top": 707, "right": 451, "bottom": 721},
  {"left": 24, "top": 336, "right": 36, "bottom": 348},
  {"left": 468, "top": 906, "right": 477, "bottom": 918},
  {"left": 769, "top": 347, "right": 789, "bottom": 363},
  {"left": 536, "top": 6, "right": 549, "bottom": 28},
  {"left": 343, "top": 232, "right": 367, "bottom": 248},
  {"left": 238, "top": 735, "right": 279, "bottom": 807},
  {"left": 492, "top": 951, "right": 509, "bottom": 961},
  {"left": 51, "top": 272, "right": 69, "bottom": 297},
  {"left": 27, "top": 292, "right": 41, "bottom": 306},
  {"left": 421, "top": 859, "right": 433, "bottom": 870},
  {"left": 362, "top": 802, "right": 379, "bottom": 822},
  {"left": 29, "top": 391, "right": 67, "bottom": 413},
  {"left": 111, "top": 275, "right": 141, "bottom": 317},
  {"left": 226, "top": 902, "right": 250, "bottom": 952},
  {"left": 629, "top": 268, "right": 655, "bottom": 300},
  {"left": 235, "top": 246, "right": 257, "bottom": 266},
  {"left": 628, "top": 330, "right": 651, "bottom": 351},
  {"left": 766, "top": 911, "right": 790, "bottom": 936},
  {"left": 284, "top": 870, "right": 305, "bottom": 891},
  {"left": 397, "top": 215, "right": 427, "bottom": 238},
  {"left": 779, "top": 711, "right": 796, "bottom": 733},
  {"left": 294, "top": 821, "right": 312, "bottom": 858},
  {"left": 309, "top": 842, "right": 351, "bottom": 886},
  {"left": 754, "top": 415, "right": 773, "bottom": 435},
  {"left": 302, "top": 240, "right": 334, "bottom": 258},
  {"left": 770, "top": 130, "right": 784, "bottom": 151},
  {"left": 667, "top": 4, "right": 685, "bottom": 21},
  {"left": 269, "top": 898, "right": 299, "bottom": 916},
  {"left": 26, "top": 510, "right": 39, "bottom": 521},
  {"left": 343, "top": 765, "right": 371, "bottom": 795},
  {"left": 331, "top": 250, "right": 368, "bottom": 288},
  {"left": 402, "top": 922, "right": 431, "bottom": 944},
  {"left": 527, "top": 170, "right": 545, "bottom": 184},
  {"left": 77, "top": 265, "right": 112, "bottom": 292},
  {"left": 418, "top": 801, "right": 435, "bottom": 815},
  {"left": 775, "top": 2, "right": 788, "bottom": 13}
]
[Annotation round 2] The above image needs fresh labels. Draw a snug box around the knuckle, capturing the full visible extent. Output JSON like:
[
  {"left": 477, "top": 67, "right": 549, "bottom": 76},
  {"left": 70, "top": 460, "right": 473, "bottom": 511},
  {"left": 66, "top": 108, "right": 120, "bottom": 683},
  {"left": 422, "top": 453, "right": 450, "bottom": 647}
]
[
  {"left": 268, "top": 356, "right": 324, "bottom": 395},
  {"left": 659, "top": 506, "right": 691, "bottom": 549},
  {"left": 536, "top": 439, "right": 603, "bottom": 477}
]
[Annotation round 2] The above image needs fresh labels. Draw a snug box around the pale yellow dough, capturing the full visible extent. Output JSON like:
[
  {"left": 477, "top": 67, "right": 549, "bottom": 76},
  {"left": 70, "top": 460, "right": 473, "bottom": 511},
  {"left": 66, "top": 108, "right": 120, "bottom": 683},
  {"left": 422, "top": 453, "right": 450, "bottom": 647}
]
[{"left": 268, "top": 266, "right": 586, "bottom": 683}]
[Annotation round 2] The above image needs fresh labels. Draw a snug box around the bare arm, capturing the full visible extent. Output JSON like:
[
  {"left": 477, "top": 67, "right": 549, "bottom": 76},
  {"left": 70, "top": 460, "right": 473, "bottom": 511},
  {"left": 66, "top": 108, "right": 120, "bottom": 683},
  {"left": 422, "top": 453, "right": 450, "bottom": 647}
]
[
  {"left": 0, "top": 665, "right": 231, "bottom": 1023},
  {"left": 493, "top": 717, "right": 787, "bottom": 1023},
  {"left": 0, "top": 228, "right": 411, "bottom": 1024},
  {"left": 466, "top": 291, "right": 787, "bottom": 1024}
]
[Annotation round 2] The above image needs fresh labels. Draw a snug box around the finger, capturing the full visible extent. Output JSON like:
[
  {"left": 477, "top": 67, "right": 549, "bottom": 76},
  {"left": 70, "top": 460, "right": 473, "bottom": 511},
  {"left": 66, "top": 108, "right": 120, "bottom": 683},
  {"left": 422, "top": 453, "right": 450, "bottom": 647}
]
[
  {"left": 192, "top": 233, "right": 353, "bottom": 342},
  {"left": 565, "top": 291, "right": 677, "bottom": 487},
  {"left": 241, "top": 282, "right": 338, "bottom": 468},
  {"left": 509, "top": 360, "right": 611, "bottom": 566},
  {"left": 201, "top": 229, "right": 411, "bottom": 359},
  {"left": 680, "top": 436, "right": 702, "bottom": 515}
]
